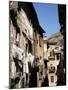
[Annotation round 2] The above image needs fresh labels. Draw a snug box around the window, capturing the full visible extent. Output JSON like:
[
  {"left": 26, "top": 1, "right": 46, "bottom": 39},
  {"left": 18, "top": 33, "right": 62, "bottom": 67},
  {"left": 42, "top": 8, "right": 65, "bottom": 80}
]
[
  {"left": 39, "top": 36, "right": 42, "bottom": 47},
  {"left": 50, "top": 50, "right": 54, "bottom": 56},
  {"left": 28, "top": 40, "right": 32, "bottom": 53},
  {"left": 57, "top": 54, "right": 59, "bottom": 60},
  {"left": 50, "top": 52, "right": 52, "bottom": 56},
  {"left": 16, "top": 33, "right": 20, "bottom": 46},
  {"left": 49, "top": 65, "right": 55, "bottom": 73},
  {"left": 51, "top": 76, "right": 54, "bottom": 83},
  {"left": 56, "top": 53, "right": 61, "bottom": 60}
]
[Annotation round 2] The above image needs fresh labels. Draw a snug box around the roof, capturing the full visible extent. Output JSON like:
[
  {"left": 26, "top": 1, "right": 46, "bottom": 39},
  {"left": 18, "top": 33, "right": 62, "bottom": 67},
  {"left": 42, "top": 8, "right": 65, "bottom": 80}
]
[
  {"left": 47, "top": 32, "right": 64, "bottom": 45},
  {"left": 38, "top": 25, "right": 45, "bottom": 33},
  {"left": 18, "top": 2, "right": 46, "bottom": 34},
  {"left": 18, "top": 2, "right": 39, "bottom": 29}
]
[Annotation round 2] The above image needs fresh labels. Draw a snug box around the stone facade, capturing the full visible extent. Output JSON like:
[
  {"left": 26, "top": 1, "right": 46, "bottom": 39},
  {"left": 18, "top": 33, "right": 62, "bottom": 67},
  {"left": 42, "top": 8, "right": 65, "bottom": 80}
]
[
  {"left": 9, "top": 1, "right": 45, "bottom": 88},
  {"left": 43, "top": 37, "right": 48, "bottom": 60},
  {"left": 47, "top": 43, "right": 64, "bottom": 86},
  {"left": 9, "top": 1, "right": 65, "bottom": 88},
  {"left": 34, "top": 29, "right": 44, "bottom": 59}
]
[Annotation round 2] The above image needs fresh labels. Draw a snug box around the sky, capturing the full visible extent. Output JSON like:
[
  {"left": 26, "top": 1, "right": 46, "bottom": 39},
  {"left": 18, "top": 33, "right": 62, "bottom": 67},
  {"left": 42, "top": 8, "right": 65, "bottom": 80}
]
[{"left": 33, "top": 3, "right": 60, "bottom": 37}]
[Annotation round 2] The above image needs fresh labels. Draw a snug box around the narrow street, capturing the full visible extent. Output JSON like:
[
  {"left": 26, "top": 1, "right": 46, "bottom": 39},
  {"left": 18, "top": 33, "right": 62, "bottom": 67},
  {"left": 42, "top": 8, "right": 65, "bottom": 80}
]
[{"left": 9, "top": 1, "right": 66, "bottom": 89}]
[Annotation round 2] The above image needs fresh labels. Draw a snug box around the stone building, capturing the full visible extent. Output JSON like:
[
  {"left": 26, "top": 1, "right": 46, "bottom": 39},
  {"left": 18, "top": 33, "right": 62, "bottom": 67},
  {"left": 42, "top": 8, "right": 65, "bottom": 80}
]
[
  {"left": 9, "top": 1, "right": 45, "bottom": 88},
  {"left": 47, "top": 32, "right": 64, "bottom": 86},
  {"left": 58, "top": 4, "right": 66, "bottom": 37},
  {"left": 58, "top": 4, "right": 66, "bottom": 85},
  {"left": 34, "top": 26, "right": 45, "bottom": 59},
  {"left": 9, "top": 1, "right": 34, "bottom": 88},
  {"left": 47, "top": 45, "right": 60, "bottom": 86},
  {"left": 43, "top": 36, "right": 48, "bottom": 60}
]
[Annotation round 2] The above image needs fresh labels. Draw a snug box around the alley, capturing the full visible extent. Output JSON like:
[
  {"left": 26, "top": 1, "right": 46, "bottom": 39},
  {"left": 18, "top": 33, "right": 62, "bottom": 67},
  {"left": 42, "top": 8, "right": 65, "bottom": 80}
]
[{"left": 9, "top": 1, "right": 66, "bottom": 89}]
